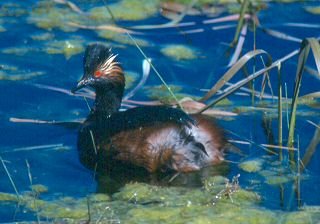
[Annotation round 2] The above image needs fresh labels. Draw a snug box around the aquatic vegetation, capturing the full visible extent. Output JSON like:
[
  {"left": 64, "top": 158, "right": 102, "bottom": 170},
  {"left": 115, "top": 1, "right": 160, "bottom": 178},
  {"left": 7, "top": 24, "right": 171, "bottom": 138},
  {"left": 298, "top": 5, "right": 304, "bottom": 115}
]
[
  {"left": 0, "top": 63, "right": 45, "bottom": 81},
  {"left": 2, "top": 47, "right": 35, "bottom": 56},
  {"left": 0, "top": 71, "right": 45, "bottom": 81},
  {"left": 0, "top": 174, "right": 319, "bottom": 223},
  {"left": 30, "top": 184, "right": 48, "bottom": 194},
  {"left": 109, "top": 0, "right": 160, "bottom": 21},
  {"left": 0, "top": 192, "right": 19, "bottom": 202},
  {"left": 305, "top": 6, "right": 320, "bottom": 15},
  {"left": 238, "top": 159, "right": 264, "bottom": 173},
  {"left": 124, "top": 71, "right": 139, "bottom": 89},
  {"left": 44, "top": 39, "right": 84, "bottom": 59},
  {"left": 160, "top": 44, "right": 197, "bottom": 61},
  {"left": 28, "top": 1, "right": 82, "bottom": 32},
  {"left": 0, "top": 3, "right": 27, "bottom": 17},
  {"left": 264, "top": 175, "right": 291, "bottom": 185},
  {"left": 30, "top": 32, "right": 55, "bottom": 41},
  {"left": 284, "top": 210, "right": 320, "bottom": 224},
  {"left": 0, "top": 25, "right": 5, "bottom": 32},
  {"left": 89, "top": 0, "right": 160, "bottom": 23},
  {"left": 144, "top": 84, "right": 199, "bottom": 103},
  {"left": 87, "top": 6, "right": 113, "bottom": 24},
  {"left": 97, "top": 30, "right": 149, "bottom": 46}
]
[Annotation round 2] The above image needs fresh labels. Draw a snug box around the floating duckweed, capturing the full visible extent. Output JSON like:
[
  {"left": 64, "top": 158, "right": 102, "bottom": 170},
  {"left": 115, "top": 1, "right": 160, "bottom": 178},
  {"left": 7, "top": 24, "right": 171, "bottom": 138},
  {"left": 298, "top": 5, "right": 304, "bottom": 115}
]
[
  {"left": 124, "top": 71, "right": 139, "bottom": 89},
  {"left": 108, "top": 0, "right": 160, "bottom": 21},
  {"left": 89, "top": 0, "right": 160, "bottom": 22},
  {"left": 87, "top": 7, "right": 113, "bottom": 24},
  {"left": 230, "top": 189, "right": 261, "bottom": 204},
  {"left": 113, "top": 182, "right": 160, "bottom": 203},
  {"left": 161, "top": 44, "right": 197, "bottom": 61},
  {"left": 0, "top": 64, "right": 18, "bottom": 71},
  {"left": 0, "top": 63, "right": 45, "bottom": 81},
  {"left": 239, "top": 159, "right": 264, "bottom": 173},
  {"left": 0, "top": 25, "right": 5, "bottom": 32},
  {"left": 28, "top": 1, "right": 82, "bottom": 32},
  {"left": 301, "top": 205, "right": 320, "bottom": 213},
  {"left": 145, "top": 84, "right": 198, "bottom": 103},
  {"left": 236, "top": 208, "right": 277, "bottom": 224},
  {"left": 89, "top": 193, "right": 111, "bottom": 202},
  {"left": 0, "top": 71, "right": 45, "bottom": 81},
  {"left": 284, "top": 210, "right": 320, "bottom": 224},
  {"left": 39, "top": 203, "right": 88, "bottom": 219},
  {"left": 45, "top": 39, "right": 84, "bottom": 59},
  {"left": 114, "top": 182, "right": 210, "bottom": 206},
  {"left": 24, "top": 197, "right": 47, "bottom": 210},
  {"left": 215, "top": 98, "right": 232, "bottom": 106},
  {"left": 265, "top": 175, "right": 291, "bottom": 185},
  {"left": 31, "top": 32, "right": 55, "bottom": 41},
  {"left": 0, "top": 3, "right": 27, "bottom": 17},
  {"left": 124, "top": 207, "right": 181, "bottom": 223},
  {"left": 276, "top": 0, "right": 304, "bottom": 3},
  {"left": 2, "top": 178, "right": 317, "bottom": 223},
  {"left": 162, "top": 0, "right": 229, "bottom": 6},
  {"left": 2, "top": 47, "right": 34, "bottom": 56},
  {"left": 305, "top": 6, "right": 320, "bottom": 15},
  {"left": 203, "top": 175, "right": 228, "bottom": 192},
  {"left": 30, "top": 184, "right": 48, "bottom": 194},
  {"left": 97, "top": 30, "right": 149, "bottom": 47},
  {"left": 0, "top": 192, "right": 19, "bottom": 202}
]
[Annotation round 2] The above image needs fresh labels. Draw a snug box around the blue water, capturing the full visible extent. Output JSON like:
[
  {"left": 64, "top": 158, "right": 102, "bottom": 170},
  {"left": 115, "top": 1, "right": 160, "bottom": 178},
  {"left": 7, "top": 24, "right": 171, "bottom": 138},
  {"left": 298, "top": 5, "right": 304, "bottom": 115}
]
[{"left": 0, "top": 0, "right": 319, "bottom": 222}]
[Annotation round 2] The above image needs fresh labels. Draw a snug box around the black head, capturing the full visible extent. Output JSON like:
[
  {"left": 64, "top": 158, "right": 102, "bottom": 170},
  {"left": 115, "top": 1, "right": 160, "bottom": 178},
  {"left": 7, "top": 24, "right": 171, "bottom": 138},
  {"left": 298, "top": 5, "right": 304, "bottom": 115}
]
[{"left": 72, "top": 43, "right": 124, "bottom": 93}]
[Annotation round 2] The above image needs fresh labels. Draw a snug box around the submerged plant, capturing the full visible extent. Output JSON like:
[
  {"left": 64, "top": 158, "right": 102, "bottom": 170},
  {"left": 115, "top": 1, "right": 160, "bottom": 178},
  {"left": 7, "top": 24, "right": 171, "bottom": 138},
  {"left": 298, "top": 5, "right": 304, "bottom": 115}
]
[
  {"left": 44, "top": 39, "right": 85, "bottom": 59},
  {"left": 160, "top": 44, "right": 198, "bottom": 61}
]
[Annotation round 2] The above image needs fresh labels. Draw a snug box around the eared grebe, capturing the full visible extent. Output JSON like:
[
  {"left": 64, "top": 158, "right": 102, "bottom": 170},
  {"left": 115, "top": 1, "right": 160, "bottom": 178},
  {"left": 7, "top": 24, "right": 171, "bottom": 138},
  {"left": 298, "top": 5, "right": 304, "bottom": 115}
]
[{"left": 72, "top": 43, "right": 226, "bottom": 173}]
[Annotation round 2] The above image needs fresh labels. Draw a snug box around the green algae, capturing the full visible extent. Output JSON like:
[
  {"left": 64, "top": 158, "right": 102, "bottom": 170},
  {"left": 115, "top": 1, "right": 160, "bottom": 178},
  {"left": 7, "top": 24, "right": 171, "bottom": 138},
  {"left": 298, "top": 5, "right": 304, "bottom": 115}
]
[
  {"left": 114, "top": 182, "right": 215, "bottom": 206},
  {"left": 259, "top": 169, "right": 276, "bottom": 177},
  {"left": 0, "top": 176, "right": 319, "bottom": 223},
  {"left": 30, "top": 184, "right": 48, "bottom": 194},
  {"left": 0, "top": 63, "right": 45, "bottom": 81},
  {"left": 0, "top": 71, "right": 45, "bottom": 81},
  {"left": 124, "top": 71, "right": 139, "bottom": 89},
  {"left": 0, "top": 25, "right": 5, "bottom": 32},
  {"left": 124, "top": 206, "right": 181, "bottom": 223},
  {"left": 0, "top": 192, "right": 19, "bottom": 202},
  {"left": 109, "top": 0, "right": 160, "bottom": 21},
  {"left": 275, "top": 0, "right": 304, "bottom": 2},
  {"left": 265, "top": 175, "right": 291, "bottom": 185},
  {"left": 97, "top": 30, "right": 149, "bottom": 47},
  {"left": 203, "top": 175, "right": 228, "bottom": 191},
  {"left": 161, "top": 44, "right": 198, "bottom": 61},
  {"left": 2, "top": 47, "right": 34, "bottom": 56},
  {"left": 88, "top": 193, "right": 111, "bottom": 202},
  {"left": 87, "top": 6, "right": 113, "bottom": 24},
  {"left": 28, "top": 1, "right": 83, "bottom": 32},
  {"left": 89, "top": 0, "right": 160, "bottom": 22},
  {"left": 284, "top": 210, "right": 320, "bottom": 224},
  {"left": 0, "top": 3, "right": 27, "bottom": 17},
  {"left": 3, "top": 37, "right": 84, "bottom": 59},
  {"left": 31, "top": 32, "right": 55, "bottom": 41},
  {"left": 44, "top": 39, "right": 84, "bottom": 59},
  {"left": 239, "top": 159, "right": 264, "bottom": 173},
  {"left": 145, "top": 84, "right": 199, "bottom": 104},
  {"left": 305, "top": 6, "right": 320, "bottom": 15}
]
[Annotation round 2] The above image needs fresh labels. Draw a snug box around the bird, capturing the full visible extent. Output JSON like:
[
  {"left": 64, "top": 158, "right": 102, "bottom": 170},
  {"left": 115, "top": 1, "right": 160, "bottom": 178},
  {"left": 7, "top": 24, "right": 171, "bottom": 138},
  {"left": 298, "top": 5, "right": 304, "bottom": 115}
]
[{"left": 71, "top": 43, "right": 226, "bottom": 173}]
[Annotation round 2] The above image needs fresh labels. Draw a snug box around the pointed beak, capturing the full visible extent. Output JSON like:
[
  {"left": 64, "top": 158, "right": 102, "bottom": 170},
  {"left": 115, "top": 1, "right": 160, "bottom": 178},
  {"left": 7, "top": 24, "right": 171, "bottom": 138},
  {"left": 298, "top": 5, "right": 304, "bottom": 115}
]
[{"left": 71, "top": 77, "right": 92, "bottom": 93}]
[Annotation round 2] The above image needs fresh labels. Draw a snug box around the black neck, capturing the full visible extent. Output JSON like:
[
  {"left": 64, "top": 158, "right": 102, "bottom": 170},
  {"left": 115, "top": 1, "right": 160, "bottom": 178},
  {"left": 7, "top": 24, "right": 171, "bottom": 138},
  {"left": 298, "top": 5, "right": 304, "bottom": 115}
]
[{"left": 92, "top": 85, "right": 124, "bottom": 116}]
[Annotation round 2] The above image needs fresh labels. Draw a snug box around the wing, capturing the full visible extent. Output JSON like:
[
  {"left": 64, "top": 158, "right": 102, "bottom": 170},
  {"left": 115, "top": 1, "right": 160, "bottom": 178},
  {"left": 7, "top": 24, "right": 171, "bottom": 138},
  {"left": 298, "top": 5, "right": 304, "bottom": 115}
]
[{"left": 90, "top": 106, "right": 196, "bottom": 137}]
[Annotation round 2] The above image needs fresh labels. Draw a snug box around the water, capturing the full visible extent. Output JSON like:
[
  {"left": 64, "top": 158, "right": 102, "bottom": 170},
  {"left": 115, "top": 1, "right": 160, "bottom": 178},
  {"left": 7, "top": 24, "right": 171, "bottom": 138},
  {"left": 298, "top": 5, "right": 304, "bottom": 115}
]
[{"left": 0, "top": 0, "right": 319, "bottom": 222}]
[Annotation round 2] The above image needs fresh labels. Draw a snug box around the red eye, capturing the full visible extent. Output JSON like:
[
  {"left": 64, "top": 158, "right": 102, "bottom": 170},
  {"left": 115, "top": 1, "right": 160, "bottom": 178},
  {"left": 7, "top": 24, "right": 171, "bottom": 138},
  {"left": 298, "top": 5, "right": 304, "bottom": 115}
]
[{"left": 94, "top": 70, "right": 103, "bottom": 78}]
